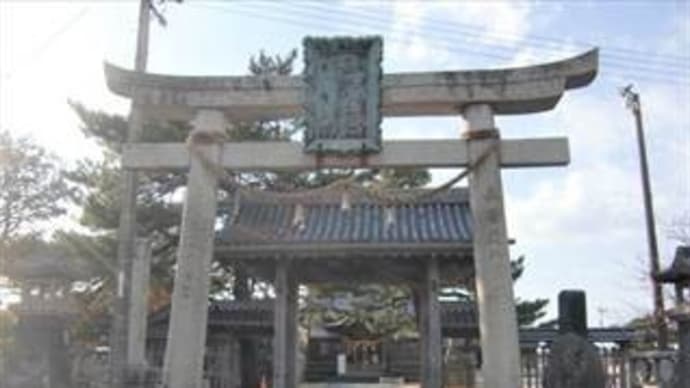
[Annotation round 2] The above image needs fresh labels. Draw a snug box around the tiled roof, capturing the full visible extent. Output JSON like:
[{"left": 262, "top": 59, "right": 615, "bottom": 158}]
[
  {"left": 147, "top": 300, "right": 635, "bottom": 344},
  {"left": 148, "top": 300, "right": 274, "bottom": 337},
  {"left": 656, "top": 246, "right": 690, "bottom": 283},
  {"left": 149, "top": 299, "right": 477, "bottom": 330},
  {"left": 207, "top": 300, "right": 274, "bottom": 328},
  {"left": 5, "top": 252, "right": 88, "bottom": 280},
  {"left": 217, "top": 188, "right": 472, "bottom": 246},
  {"left": 149, "top": 300, "right": 477, "bottom": 336}
]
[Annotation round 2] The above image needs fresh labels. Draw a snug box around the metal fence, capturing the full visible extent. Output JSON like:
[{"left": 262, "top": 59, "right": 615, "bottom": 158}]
[
  {"left": 68, "top": 341, "right": 678, "bottom": 387},
  {"left": 520, "top": 346, "right": 677, "bottom": 388}
]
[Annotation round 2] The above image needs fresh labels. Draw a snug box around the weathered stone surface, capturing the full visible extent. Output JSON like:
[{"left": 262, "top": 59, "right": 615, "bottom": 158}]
[
  {"left": 464, "top": 104, "right": 521, "bottom": 388},
  {"left": 124, "top": 365, "right": 159, "bottom": 388},
  {"left": 558, "top": 290, "right": 588, "bottom": 337},
  {"left": 121, "top": 138, "right": 570, "bottom": 171},
  {"left": 303, "top": 36, "right": 382, "bottom": 154},
  {"left": 444, "top": 350, "right": 476, "bottom": 388},
  {"left": 104, "top": 49, "right": 598, "bottom": 121},
  {"left": 543, "top": 333, "right": 607, "bottom": 388},
  {"left": 127, "top": 238, "right": 151, "bottom": 367},
  {"left": 161, "top": 110, "right": 225, "bottom": 388}
]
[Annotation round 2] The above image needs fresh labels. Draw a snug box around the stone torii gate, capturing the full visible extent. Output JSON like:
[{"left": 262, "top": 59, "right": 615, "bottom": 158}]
[{"left": 105, "top": 41, "right": 597, "bottom": 388}]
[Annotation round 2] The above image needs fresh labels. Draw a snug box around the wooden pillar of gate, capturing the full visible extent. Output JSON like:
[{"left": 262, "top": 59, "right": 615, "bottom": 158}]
[
  {"left": 273, "top": 260, "right": 298, "bottom": 388},
  {"left": 162, "top": 110, "right": 226, "bottom": 388},
  {"left": 419, "top": 257, "right": 443, "bottom": 387},
  {"left": 463, "top": 104, "right": 521, "bottom": 387}
]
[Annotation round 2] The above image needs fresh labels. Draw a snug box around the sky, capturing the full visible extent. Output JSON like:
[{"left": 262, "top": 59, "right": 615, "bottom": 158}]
[{"left": 0, "top": 0, "right": 688, "bottom": 326}]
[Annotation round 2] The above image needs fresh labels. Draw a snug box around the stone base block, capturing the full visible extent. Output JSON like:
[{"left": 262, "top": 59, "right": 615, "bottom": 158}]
[{"left": 124, "top": 366, "right": 160, "bottom": 388}]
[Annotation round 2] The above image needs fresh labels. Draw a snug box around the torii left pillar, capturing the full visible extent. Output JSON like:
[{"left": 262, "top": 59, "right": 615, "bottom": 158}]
[{"left": 162, "top": 110, "right": 226, "bottom": 388}]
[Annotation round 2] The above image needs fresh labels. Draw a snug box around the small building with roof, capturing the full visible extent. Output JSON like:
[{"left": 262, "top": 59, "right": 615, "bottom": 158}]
[
  {"left": 3, "top": 246, "right": 86, "bottom": 388},
  {"left": 143, "top": 188, "right": 635, "bottom": 386}
]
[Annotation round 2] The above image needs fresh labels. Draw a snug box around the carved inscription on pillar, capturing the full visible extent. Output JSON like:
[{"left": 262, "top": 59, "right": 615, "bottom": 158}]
[{"left": 303, "top": 36, "right": 382, "bottom": 154}]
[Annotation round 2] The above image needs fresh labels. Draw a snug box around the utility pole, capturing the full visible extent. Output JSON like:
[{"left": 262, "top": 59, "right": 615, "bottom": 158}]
[
  {"left": 110, "top": 0, "right": 150, "bottom": 386},
  {"left": 620, "top": 84, "right": 669, "bottom": 349}
]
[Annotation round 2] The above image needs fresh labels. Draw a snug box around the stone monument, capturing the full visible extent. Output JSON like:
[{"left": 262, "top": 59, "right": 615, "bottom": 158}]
[{"left": 544, "top": 290, "right": 606, "bottom": 388}]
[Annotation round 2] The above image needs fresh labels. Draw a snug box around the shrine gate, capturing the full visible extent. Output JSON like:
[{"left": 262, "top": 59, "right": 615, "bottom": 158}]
[{"left": 104, "top": 36, "right": 598, "bottom": 388}]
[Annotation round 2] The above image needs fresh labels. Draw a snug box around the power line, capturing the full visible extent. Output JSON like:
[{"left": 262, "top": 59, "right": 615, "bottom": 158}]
[
  {"left": 293, "top": 1, "right": 690, "bottom": 65},
  {"left": 190, "top": 3, "right": 689, "bottom": 86},
  {"left": 188, "top": 3, "right": 513, "bottom": 61},
  {"left": 269, "top": 1, "right": 689, "bottom": 76},
  {"left": 1, "top": 7, "right": 91, "bottom": 81},
  {"left": 199, "top": 1, "right": 686, "bottom": 81},
  {"left": 282, "top": 3, "right": 689, "bottom": 83}
]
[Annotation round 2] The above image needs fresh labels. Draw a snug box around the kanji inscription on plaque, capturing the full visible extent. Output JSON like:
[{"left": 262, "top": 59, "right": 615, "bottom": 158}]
[{"left": 303, "top": 36, "right": 383, "bottom": 154}]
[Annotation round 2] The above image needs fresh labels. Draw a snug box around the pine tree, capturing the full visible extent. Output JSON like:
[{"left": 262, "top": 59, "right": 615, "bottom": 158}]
[{"left": 512, "top": 256, "right": 549, "bottom": 326}]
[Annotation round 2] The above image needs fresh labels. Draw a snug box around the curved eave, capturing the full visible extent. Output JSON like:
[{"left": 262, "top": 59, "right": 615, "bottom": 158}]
[
  {"left": 214, "top": 247, "right": 475, "bottom": 284},
  {"left": 104, "top": 48, "right": 598, "bottom": 120},
  {"left": 654, "top": 270, "right": 690, "bottom": 284},
  {"left": 214, "top": 241, "right": 474, "bottom": 260}
]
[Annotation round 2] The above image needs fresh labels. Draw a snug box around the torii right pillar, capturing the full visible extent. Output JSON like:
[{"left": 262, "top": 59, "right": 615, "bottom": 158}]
[{"left": 464, "top": 104, "right": 521, "bottom": 387}]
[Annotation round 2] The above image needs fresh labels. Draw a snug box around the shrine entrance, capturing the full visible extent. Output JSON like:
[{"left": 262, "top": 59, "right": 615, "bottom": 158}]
[
  {"left": 212, "top": 187, "right": 475, "bottom": 385},
  {"left": 344, "top": 339, "right": 384, "bottom": 377},
  {"left": 105, "top": 36, "right": 598, "bottom": 388}
]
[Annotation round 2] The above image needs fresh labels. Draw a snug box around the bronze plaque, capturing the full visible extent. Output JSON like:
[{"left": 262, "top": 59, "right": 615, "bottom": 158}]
[{"left": 303, "top": 36, "right": 383, "bottom": 154}]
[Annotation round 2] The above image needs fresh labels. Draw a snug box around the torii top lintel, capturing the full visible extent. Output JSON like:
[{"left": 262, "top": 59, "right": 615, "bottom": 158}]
[{"left": 104, "top": 48, "right": 598, "bottom": 122}]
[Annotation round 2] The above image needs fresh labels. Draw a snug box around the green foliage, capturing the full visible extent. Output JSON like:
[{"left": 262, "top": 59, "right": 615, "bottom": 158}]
[
  {"left": 249, "top": 49, "right": 298, "bottom": 76},
  {"left": 0, "top": 131, "right": 73, "bottom": 289},
  {"left": 516, "top": 297, "right": 550, "bottom": 327},
  {"left": 57, "top": 100, "right": 195, "bottom": 342},
  {"left": 303, "top": 285, "right": 415, "bottom": 339},
  {"left": 59, "top": 50, "right": 306, "bottom": 342},
  {"left": 0, "top": 131, "right": 71, "bottom": 247},
  {"left": 512, "top": 255, "right": 549, "bottom": 327}
]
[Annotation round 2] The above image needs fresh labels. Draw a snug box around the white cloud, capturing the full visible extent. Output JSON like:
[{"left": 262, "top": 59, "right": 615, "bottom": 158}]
[
  {"left": 373, "top": 1, "right": 687, "bottom": 324},
  {"left": 443, "top": 1, "right": 534, "bottom": 46},
  {"left": 657, "top": 4, "right": 690, "bottom": 59},
  {"left": 507, "top": 38, "right": 582, "bottom": 68},
  {"left": 385, "top": 2, "right": 448, "bottom": 69},
  {"left": 507, "top": 166, "right": 642, "bottom": 247},
  {"left": 381, "top": 1, "right": 554, "bottom": 70},
  {"left": 501, "top": 69, "right": 689, "bottom": 324}
]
